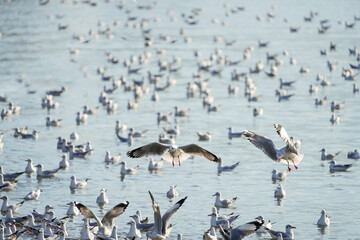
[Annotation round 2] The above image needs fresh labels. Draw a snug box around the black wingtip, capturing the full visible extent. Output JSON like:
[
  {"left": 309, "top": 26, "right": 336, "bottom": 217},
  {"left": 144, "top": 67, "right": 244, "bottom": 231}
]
[
  {"left": 74, "top": 202, "right": 86, "bottom": 210},
  {"left": 126, "top": 150, "right": 135, "bottom": 158},
  {"left": 176, "top": 196, "right": 188, "bottom": 207}
]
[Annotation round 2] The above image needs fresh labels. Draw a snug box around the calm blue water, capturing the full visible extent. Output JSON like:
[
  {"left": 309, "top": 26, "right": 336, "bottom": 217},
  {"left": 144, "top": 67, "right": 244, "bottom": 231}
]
[{"left": 0, "top": 0, "right": 360, "bottom": 239}]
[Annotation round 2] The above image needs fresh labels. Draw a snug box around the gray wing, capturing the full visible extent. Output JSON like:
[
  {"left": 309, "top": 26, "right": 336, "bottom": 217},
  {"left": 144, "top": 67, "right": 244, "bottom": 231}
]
[
  {"left": 75, "top": 202, "right": 97, "bottom": 219},
  {"left": 219, "top": 225, "right": 231, "bottom": 240},
  {"left": 179, "top": 144, "right": 220, "bottom": 162},
  {"left": 274, "top": 124, "right": 298, "bottom": 154},
  {"left": 243, "top": 130, "right": 277, "bottom": 160},
  {"left": 127, "top": 142, "right": 169, "bottom": 158},
  {"left": 149, "top": 191, "right": 162, "bottom": 234},
  {"left": 102, "top": 201, "right": 129, "bottom": 228},
  {"left": 161, "top": 196, "right": 187, "bottom": 235}
]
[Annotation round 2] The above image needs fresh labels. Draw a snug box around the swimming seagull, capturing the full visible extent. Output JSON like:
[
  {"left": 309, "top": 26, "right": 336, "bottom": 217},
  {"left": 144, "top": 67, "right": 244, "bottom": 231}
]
[
  {"left": 35, "top": 164, "right": 61, "bottom": 178},
  {"left": 271, "top": 169, "right": 288, "bottom": 181},
  {"left": 127, "top": 142, "right": 220, "bottom": 166},
  {"left": 0, "top": 174, "right": 18, "bottom": 191},
  {"left": 347, "top": 149, "right": 360, "bottom": 159},
  {"left": 320, "top": 148, "right": 340, "bottom": 160},
  {"left": 70, "top": 175, "right": 88, "bottom": 189},
  {"left": 317, "top": 210, "right": 330, "bottom": 227},
  {"left": 243, "top": 124, "right": 304, "bottom": 171},
  {"left": 148, "top": 158, "right": 164, "bottom": 171},
  {"left": 75, "top": 201, "right": 129, "bottom": 236},
  {"left": 266, "top": 224, "right": 296, "bottom": 240},
  {"left": 219, "top": 216, "right": 264, "bottom": 239},
  {"left": 96, "top": 189, "right": 109, "bottom": 205},
  {"left": 120, "top": 161, "right": 139, "bottom": 175},
  {"left": 66, "top": 202, "right": 79, "bottom": 216},
  {"left": 208, "top": 211, "right": 239, "bottom": 229},
  {"left": 24, "top": 188, "right": 42, "bottom": 200},
  {"left": 213, "top": 192, "right": 237, "bottom": 208},
  {"left": 25, "top": 159, "right": 36, "bottom": 173},
  {"left": 166, "top": 185, "right": 178, "bottom": 199},
  {"left": 329, "top": 160, "right": 352, "bottom": 172},
  {"left": 146, "top": 191, "right": 187, "bottom": 239},
  {"left": 228, "top": 127, "right": 243, "bottom": 139},
  {"left": 1, "top": 196, "right": 25, "bottom": 215},
  {"left": 274, "top": 184, "right": 286, "bottom": 198}
]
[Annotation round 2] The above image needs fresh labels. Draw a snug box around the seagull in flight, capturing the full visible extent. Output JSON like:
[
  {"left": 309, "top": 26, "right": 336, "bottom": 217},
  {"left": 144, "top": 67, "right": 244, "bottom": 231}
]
[
  {"left": 127, "top": 142, "right": 220, "bottom": 166},
  {"left": 243, "top": 124, "right": 304, "bottom": 171}
]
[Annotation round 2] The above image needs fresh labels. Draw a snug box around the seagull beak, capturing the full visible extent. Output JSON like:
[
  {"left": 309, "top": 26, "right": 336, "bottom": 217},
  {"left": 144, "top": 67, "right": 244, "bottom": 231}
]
[
  {"left": 208, "top": 214, "right": 212, "bottom": 216},
  {"left": 291, "top": 226, "right": 296, "bottom": 229},
  {"left": 127, "top": 222, "right": 131, "bottom": 225}
]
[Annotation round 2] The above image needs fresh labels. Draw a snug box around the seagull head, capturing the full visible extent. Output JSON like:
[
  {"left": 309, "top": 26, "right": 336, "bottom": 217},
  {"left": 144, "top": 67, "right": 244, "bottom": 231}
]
[
  {"left": 286, "top": 224, "right": 296, "bottom": 230},
  {"left": 212, "top": 192, "right": 220, "bottom": 197}
]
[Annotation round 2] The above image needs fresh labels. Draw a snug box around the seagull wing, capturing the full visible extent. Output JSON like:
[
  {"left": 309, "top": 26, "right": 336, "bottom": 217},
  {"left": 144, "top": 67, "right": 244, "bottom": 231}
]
[
  {"left": 75, "top": 202, "right": 102, "bottom": 227},
  {"left": 274, "top": 124, "right": 298, "bottom": 154},
  {"left": 127, "top": 142, "right": 169, "bottom": 158},
  {"left": 102, "top": 201, "right": 129, "bottom": 228},
  {"left": 161, "top": 196, "right": 187, "bottom": 235},
  {"left": 179, "top": 144, "right": 220, "bottom": 162},
  {"left": 243, "top": 130, "right": 277, "bottom": 160},
  {"left": 149, "top": 191, "right": 162, "bottom": 235}
]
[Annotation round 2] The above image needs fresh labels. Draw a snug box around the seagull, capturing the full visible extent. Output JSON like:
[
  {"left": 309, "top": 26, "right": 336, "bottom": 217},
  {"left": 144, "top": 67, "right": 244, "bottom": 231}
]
[
  {"left": 213, "top": 192, "right": 237, "bottom": 208},
  {"left": 0, "top": 174, "right": 17, "bottom": 191},
  {"left": 104, "top": 151, "right": 121, "bottom": 164},
  {"left": 208, "top": 212, "right": 239, "bottom": 229},
  {"left": 331, "top": 101, "right": 345, "bottom": 112},
  {"left": 256, "top": 217, "right": 274, "bottom": 234},
  {"left": 219, "top": 216, "right": 264, "bottom": 239},
  {"left": 120, "top": 161, "right": 139, "bottom": 175},
  {"left": 347, "top": 149, "right": 360, "bottom": 159},
  {"left": 130, "top": 214, "right": 154, "bottom": 232},
  {"left": 203, "top": 227, "right": 217, "bottom": 240},
  {"left": 1, "top": 196, "right": 25, "bottom": 215},
  {"left": 19, "top": 130, "right": 39, "bottom": 140},
  {"left": 174, "top": 106, "right": 189, "bottom": 117},
  {"left": 32, "top": 205, "right": 53, "bottom": 221},
  {"left": 70, "top": 131, "right": 80, "bottom": 140},
  {"left": 127, "top": 142, "right": 220, "bottom": 166},
  {"left": 228, "top": 127, "right": 243, "bottom": 139},
  {"left": 166, "top": 185, "right": 178, "bottom": 199},
  {"left": 266, "top": 224, "right": 296, "bottom": 240},
  {"left": 35, "top": 164, "right": 61, "bottom": 178},
  {"left": 66, "top": 202, "right": 79, "bottom": 216},
  {"left": 243, "top": 124, "right": 304, "bottom": 171},
  {"left": 320, "top": 148, "right": 340, "bottom": 160},
  {"left": 46, "top": 117, "right": 62, "bottom": 127},
  {"left": 96, "top": 189, "right": 109, "bottom": 205},
  {"left": 97, "top": 225, "right": 118, "bottom": 240},
  {"left": 163, "top": 125, "right": 180, "bottom": 135},
  {"left": 329, "top": 160, "right": 352, "bottom": 172},
  {"left": 0, "top": 166, "right": 25, "bottom": 182},
  {"left": 217, "top": 158, "right": 240, "bottom": 173},
  {"left": 330, "top": 114, "right": 340, "bottom": 124},
  {"left": 75, "top": 201, "right": 129, "bottom": 236},
  {"left": 148, "top": 158, "right": 164, "bottom": 171},
  {"left": 274, "top": 184, "right": 286, "bottom": 198},
  {"left": 211, "top": 207, "right": 235, "bottom": 221},
  {"left": 146, "top": 191, "right": 187, "bottom": 239},
  {"left": 115, "top": 120, "right": 127, "bottom": 134},
  {"left": 70, "top": 175, "right": 88, "bottom": 189},
  {"left": 317, "top": 210, "right": 330, "bottom": 226},
  {"left": 24, "top": 159, "right": 36, "bottom": 173},
  {"left": 59, "top": 155, "right": 69, "bottom": 169},
  {"left": 271, "top": 169, "right": 288, "bottom": 181},
  {"left": 197, "top": 131, "right": 212, "bottom": 141},
  {"left": 24, "top": 188, "right": 42, "bottom": 200},
  {"left": 126, "top": 220, "right": 141, "bottom": 239}
]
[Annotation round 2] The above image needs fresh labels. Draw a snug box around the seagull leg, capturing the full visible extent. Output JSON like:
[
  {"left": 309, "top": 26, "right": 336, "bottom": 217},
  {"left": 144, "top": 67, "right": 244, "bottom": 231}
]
[
  {"left": 291, "top": 160, "right": 298, "bottom": 169},
  {"left": 172, "top": 158, "right": 174, "bottom": 167},
  {"left": 178, "top": 156, "right": 181, "bottom": 166},
  {"left": 286, "top": 160, "right": 292, "bottom": 172}
]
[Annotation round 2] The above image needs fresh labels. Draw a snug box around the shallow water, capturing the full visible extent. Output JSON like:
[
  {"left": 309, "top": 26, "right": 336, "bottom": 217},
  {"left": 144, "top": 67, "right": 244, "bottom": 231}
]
[{"left": 0, "top": 0, "right": 360, "bottom": 239}]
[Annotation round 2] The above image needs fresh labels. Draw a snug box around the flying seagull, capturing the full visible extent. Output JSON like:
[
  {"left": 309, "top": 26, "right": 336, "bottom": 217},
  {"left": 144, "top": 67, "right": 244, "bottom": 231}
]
[
  {"left": 127, "top": 142, "right": 220, "bottom": 166},
  {"left": 243, "top": 124, "right": 304, "bottom": 171}
]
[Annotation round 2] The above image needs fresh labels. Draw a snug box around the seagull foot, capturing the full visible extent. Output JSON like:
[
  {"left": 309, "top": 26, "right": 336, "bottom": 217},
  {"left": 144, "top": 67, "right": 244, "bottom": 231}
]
[
  {"left": 294, "top": 165, "right": 298, "bottom": 170},
  {"left": 288, "top": 167, "right": 292, "bottom": 172}
]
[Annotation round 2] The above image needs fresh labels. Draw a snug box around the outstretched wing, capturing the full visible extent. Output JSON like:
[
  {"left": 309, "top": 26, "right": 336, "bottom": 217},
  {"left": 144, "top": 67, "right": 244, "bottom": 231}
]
[
  {"left": 274, "top": 124, "right": 298, "bottom": 154},
  {"left": 149, "top": 191, "right": 162, "bottom": 234},
  {"left": 179, "top": 144, "right": 220, "bottom": 162},
  {"left": 161, "top": 196, "right": 187, "bottom": 235},
  {"left": 243, "top": 130, "right": 277, "bottom": 160},
  {"left": 102, "top": 201, "right": 129, "bottom": 228},
  {"left": 75, "top": 202, "right": 97, "bottom": 219},
  {"left": 127, "top": 142, "right": 169, "bottom": 158}
]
